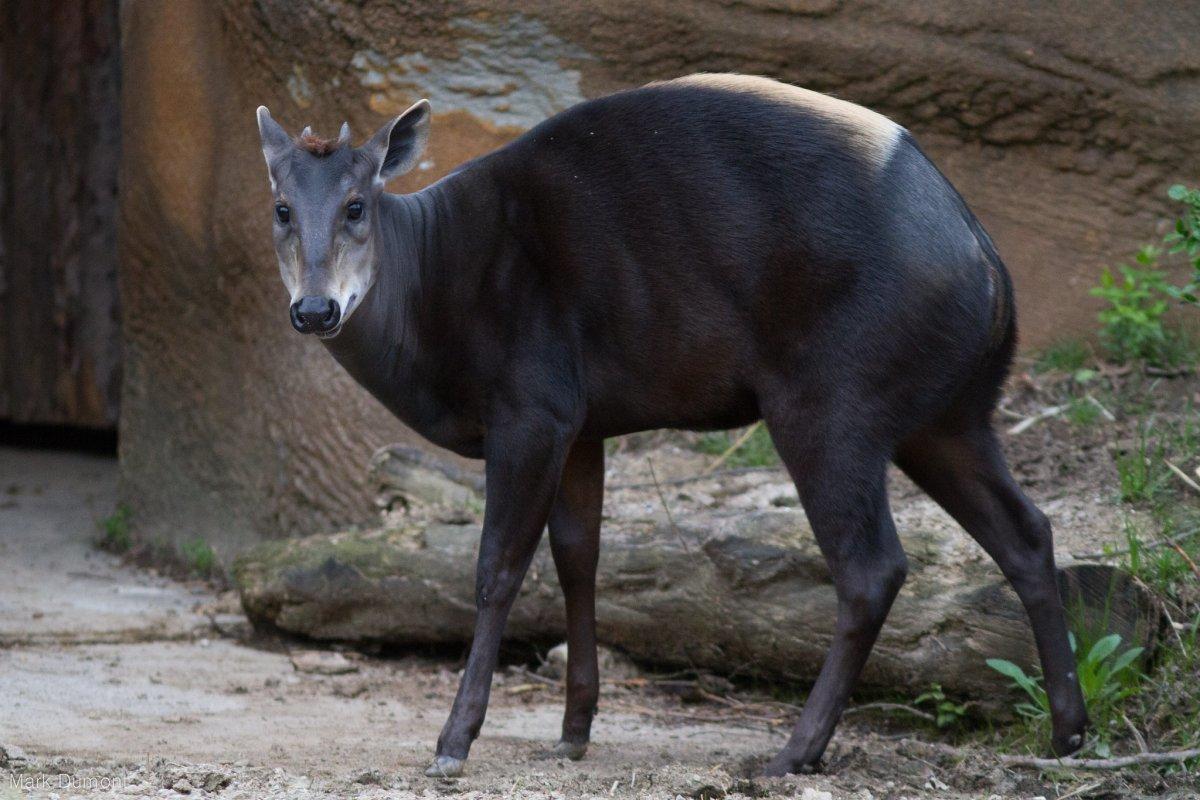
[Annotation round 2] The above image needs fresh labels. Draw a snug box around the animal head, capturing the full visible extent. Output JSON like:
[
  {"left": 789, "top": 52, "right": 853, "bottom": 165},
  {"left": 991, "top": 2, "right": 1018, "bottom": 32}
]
[{"left": 256, "top": 100, "right": 430, "bottom": 337}]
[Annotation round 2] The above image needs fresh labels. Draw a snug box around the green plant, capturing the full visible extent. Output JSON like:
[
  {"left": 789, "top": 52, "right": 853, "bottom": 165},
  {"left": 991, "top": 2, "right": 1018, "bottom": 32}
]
[
  {"left": 1074, "top": 634, "right": 1145, "bottom": 715},
  {"left": 1066, "top": 396, "right": 1101, "bottom": 427},
  {"left": 985, "top": 658, "right": 1050, "bottom": 722},
  {"left": 694, "top": 424, "right": 779, "bottom": 468},
  {"left": 1123, "top": 519, "right": 1147, "bottom": 580},
  {"left": 987, "top": 633, "right": 1145, "bottom": 747},
  {"left": 1089, "top": 185, "right": 1200, "bottom": 369},
  {"left": 98, "top": 504, "right": 132, "bottom": 553},
  {"left": 1124, "top": 515, "right": 1200, "bottom": 591},
  {"left": 1090, "top": 248, "right": 1173, "bottom": 365},
  {"left": 1115, "top": 429, "right": 1169, "bottom": 504},
  {"left": 1165, "top": 184, "right": 1200, "bottom": 306},
  {"left": 913, "top": 683, "right": 969, "bottom": 729},
  {"left": 1035, "top": 339, "right": 1091, "bottom": 374},
  {"left": 180, "top": 537, "right": 216, "bottom": 577}
]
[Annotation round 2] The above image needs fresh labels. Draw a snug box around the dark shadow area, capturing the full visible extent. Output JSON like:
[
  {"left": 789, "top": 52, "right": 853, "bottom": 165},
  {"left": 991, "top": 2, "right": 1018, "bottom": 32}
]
[{"left": 0, "top": 421, "right": 117, "bottom": 455}]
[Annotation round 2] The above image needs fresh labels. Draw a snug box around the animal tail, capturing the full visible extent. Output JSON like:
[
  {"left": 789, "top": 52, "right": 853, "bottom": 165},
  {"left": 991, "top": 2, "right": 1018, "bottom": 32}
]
[{"left": 964, "top": 211, "right": 1018, "bottom": 416}]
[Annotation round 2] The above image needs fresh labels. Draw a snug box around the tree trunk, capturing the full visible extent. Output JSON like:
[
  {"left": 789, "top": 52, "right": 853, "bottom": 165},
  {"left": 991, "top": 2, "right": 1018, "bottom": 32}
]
[
  {"left": 234, "top": 512, "right": 1161, "bottom": 696},
  {"left": 0, "top": 0, "right": 122, "bottom": 429}
]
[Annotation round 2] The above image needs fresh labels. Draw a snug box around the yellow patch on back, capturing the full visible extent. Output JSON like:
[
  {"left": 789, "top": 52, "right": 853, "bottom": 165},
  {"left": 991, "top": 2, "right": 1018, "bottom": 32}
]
[{"left": 662, "top": 73, "right": 903, "bottom": 170}]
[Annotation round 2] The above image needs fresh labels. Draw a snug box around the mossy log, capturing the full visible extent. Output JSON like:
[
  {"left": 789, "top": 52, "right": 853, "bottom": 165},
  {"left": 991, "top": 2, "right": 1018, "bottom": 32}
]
[{"left": 235, "top": 510, "right": 1161, "bottom": 695}]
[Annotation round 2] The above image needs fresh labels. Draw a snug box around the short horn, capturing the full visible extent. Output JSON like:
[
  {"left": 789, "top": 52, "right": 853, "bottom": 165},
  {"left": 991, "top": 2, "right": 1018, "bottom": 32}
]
[
  {"left": 300, "top": 125, "right": 313, "bottom": 138},
  {"left": 337, "top": 121, "right": 351, "bottom": 146}
]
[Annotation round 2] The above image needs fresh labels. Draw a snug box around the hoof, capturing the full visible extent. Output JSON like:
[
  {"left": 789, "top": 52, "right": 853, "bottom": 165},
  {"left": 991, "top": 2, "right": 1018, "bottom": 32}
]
[
  {"left": 424, "top": 755, "right": 465, "bottom": 778},
  {"left": 1051, "top": 731, "right": 1085, "bottom": 757},
  {"left": 760, "top": 755, "right": 819, "bottom": 777},
  {"left": 551, "top": 739, "right": 588, "bottom": 761}
]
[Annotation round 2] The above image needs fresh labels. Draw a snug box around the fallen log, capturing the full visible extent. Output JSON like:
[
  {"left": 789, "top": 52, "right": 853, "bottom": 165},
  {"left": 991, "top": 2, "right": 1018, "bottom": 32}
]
[{"left": 234, "top": 508, "right": 1162, "bottom": 695}]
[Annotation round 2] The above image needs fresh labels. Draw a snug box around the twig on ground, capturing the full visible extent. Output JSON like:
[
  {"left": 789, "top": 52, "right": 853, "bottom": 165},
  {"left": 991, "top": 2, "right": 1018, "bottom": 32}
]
[
  {"left": 1145, "top": 365, "right": 1195, "bottom": 378},
  {"left": 1096, "top": 363, "right": 1135, "bottom": 379},
  {"left": 1165, "top": 459, "right": 1200, "bottom": 496},
  {"left": 1168, "top": 540, "right": 1200, "bottom": 581},
  {"left": 1055, "top": 780, "right": 1105, "bottom": 800},
  {"left": 1142, "top": 517, "right": 1200, "bottom": 581},
  {"left": 900, "top": 738, "right": 1200, "bottom": 771},
  {"left": 1158, "top": 600, "right": 1189, "bottom": 656},
  {"left": 1007, "top": 404, "right": 1067, "bottom": 435},
  {"left": 610, "top": 465, "right": 783, "bottom": 491},
  {"left": 842, "top": 702, "right": 935, "bottom": 723},
  {"left": 510, "top": 665, "right": 559, "bottom": 686},
  {"left": 702, "top": 421, "right": 763, "bottom": 475},
  {"left": 1124, "top": 713, "right": 1149, "bottom": 754},
  {"left": 1085, "top": 394, "right": 1117, "bottom": 422},
  {"left": 1072, "top": 526, "right": 1200, "bottom": 561},
  {"left": 996, "top": 404, "right": 1027, "bottom": 421},
  {"left": 506, "top": 683, "right": 547, "bottom": 695},
  {"left": 999, "top": 747, "right": 1200, "bottom": 770}
]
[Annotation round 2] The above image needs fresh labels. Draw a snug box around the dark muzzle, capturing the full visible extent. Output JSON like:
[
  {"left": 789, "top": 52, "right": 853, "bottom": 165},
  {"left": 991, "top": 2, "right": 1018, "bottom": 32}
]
[{"left": 290, "top": 296, "right": 341, "bottom": 334}]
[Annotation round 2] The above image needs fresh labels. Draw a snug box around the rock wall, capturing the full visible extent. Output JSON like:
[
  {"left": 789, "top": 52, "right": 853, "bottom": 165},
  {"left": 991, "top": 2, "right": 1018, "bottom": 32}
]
[{"left": 118, "top": 0, "right": 1200, "bottom": 559}]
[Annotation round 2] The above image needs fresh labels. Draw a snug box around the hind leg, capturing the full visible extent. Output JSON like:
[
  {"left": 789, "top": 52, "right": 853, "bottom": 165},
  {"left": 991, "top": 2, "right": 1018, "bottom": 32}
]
[
  {"left": 896, "top": 423, "right": 1088, "bottom": 755},
  {"left": 547, "top": 439, "right": 605, "bottom": 759},
  {"left": 759, "top": 407, "right": 908, "bottom": 775}
]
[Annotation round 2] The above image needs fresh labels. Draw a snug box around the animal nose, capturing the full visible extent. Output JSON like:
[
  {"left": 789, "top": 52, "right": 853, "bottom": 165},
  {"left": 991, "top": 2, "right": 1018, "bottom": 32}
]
[{"left": 290, "top": 296, "right": 341, "bottom": 334}]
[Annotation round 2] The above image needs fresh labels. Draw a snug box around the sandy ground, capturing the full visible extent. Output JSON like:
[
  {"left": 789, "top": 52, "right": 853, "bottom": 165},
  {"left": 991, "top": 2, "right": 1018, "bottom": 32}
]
[{"left": 0, "top": 444, "right": 1176, "bottom": 799}]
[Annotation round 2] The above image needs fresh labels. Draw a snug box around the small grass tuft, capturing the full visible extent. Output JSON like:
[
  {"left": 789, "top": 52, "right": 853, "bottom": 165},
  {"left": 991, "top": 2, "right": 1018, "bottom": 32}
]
[
  {"left": 694, "top": 424, "right": 780, "bottom": 468},
  {"left": 97, "top": 504, "right": 132, "bottom": 553},
  {"left": 180, "top": 537, "right": 217, "bottom": 578},
  {"left": 1115, "top": 429, "right": 1170, "bottom": 504},
  {"left": 1066, "top": 396, "right": 1102, "bottom": 427},
  {"left": 1034, "top": 339, "right": 1092, "bottom": 374},
  {"left": 913, "top": 683, "right": 969, "bottom": 729}
]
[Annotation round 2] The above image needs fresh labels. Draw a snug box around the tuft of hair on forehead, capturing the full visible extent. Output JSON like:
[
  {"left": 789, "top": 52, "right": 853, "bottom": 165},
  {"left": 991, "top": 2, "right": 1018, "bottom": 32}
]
[{"left": 297, "top": 133, "right": 344, "bottom": 157}]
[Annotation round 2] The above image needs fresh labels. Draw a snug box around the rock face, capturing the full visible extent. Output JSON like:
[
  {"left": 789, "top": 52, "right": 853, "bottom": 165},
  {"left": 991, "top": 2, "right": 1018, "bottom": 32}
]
[
  {"left": 119, "top": 0, "right": 1200, "bottom": 557},
  {"left": 234, "top": 511, "right": 1161, "bottom": 694}
]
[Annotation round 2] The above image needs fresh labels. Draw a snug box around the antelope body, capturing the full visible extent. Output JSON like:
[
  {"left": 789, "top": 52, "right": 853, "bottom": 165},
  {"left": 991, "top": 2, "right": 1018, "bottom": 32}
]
[{"left": 257, "top": 74, "right": 1087, "bottom": 777}]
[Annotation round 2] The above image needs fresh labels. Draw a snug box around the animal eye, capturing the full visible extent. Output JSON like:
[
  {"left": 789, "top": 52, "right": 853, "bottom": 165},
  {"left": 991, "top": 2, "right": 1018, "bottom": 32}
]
[
  {"left": 274, "top": 204, "right": 290, "bottom": 224},
  {"left": 346, "top": 201, "right": 364, "bottom": 221}
]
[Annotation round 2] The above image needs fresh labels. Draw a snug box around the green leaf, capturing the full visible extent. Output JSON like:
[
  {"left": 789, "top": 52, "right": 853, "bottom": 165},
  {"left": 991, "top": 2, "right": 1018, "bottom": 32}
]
[
  {"left": 1014, "top": 701, "right": 1048, "bottom": 719},
  {"left": 1107, "top": 646, "right": 1144, "bottom": 675},
  {"left": 1169, "top": 184, "right": 1188, "bottom": 201},
  {"left": 1085, "top": 634, "right": 1122, "bottom": 666},
  {"left": 986, "top": 658, "right": 1028, "bottom": 682}
]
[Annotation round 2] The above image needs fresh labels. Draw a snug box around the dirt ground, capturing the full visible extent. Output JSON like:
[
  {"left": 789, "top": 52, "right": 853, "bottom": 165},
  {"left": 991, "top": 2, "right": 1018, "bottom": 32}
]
[{"left": 0, "top": 395, "right": 1192, "bottom": 800}]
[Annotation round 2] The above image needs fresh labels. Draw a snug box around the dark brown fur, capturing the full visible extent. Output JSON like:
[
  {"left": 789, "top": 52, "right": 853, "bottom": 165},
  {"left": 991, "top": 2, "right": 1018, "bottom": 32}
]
[{"left": 297, "top": 134, "right": 342, "bottom": 156}]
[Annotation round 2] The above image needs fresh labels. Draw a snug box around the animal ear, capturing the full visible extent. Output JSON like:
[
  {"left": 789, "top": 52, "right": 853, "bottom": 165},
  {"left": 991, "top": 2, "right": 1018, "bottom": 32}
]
[
  {"left": 366, "top": 100, "right": 431, "bottom": 183},
  {"left": 256, "top": 106, "right": 291, "bottom": 170}
]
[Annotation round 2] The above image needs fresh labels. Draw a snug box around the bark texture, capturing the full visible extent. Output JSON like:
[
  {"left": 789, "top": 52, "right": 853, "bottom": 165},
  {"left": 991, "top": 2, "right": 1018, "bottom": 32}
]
[
  {"left": 234, "top": 514, "right": 1161, "bottom": 695},
  {"left": 0, "top": 0, "right": 122, "bottom": 428},
  {"left": 119, "top": 0, "right": 1200, "bottom": 558}
]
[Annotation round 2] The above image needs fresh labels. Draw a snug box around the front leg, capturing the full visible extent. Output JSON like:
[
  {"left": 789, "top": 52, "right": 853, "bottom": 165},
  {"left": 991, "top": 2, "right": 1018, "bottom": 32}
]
[{"left": 426, "top": 412, "right": 576, "bottom": 778}]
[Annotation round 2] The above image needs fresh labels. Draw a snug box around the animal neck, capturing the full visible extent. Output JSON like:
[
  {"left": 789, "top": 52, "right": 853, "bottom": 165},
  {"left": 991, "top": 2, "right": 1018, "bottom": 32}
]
[{"left": 319, "top": 166, "right": 508, "bottom": 431}]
